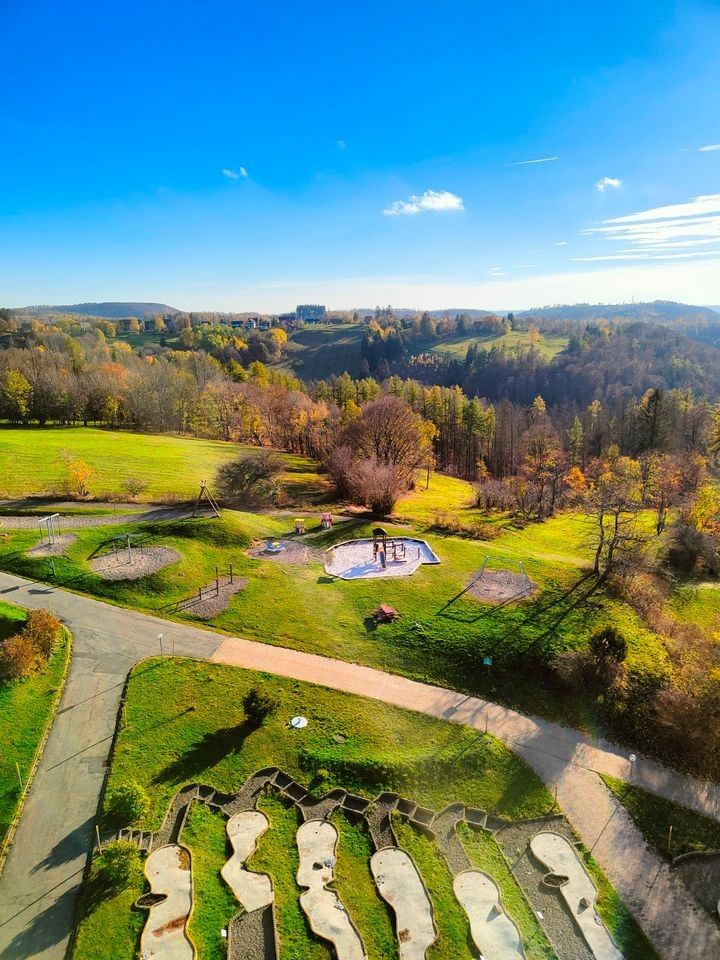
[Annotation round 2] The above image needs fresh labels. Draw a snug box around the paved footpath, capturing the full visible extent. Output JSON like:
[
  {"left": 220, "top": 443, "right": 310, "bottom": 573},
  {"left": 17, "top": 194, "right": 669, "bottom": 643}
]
[{"left": 0, "top": 572, "right": 718, "bottom": 959}]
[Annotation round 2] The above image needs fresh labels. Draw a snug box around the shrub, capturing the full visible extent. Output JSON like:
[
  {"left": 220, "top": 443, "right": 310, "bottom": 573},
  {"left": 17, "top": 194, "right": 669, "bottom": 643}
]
[
  {"left": 23, "top": 610, "right": 60, "bottom": 659},
  {"left": 121, "top": 476, "right": 149, "bottom": 499},
  {"left": 243, "top": 687, "right": 279, "bottom": 726},
  {"left": 106, "top": 780, "right": 151, "bottom": 825},
  {"left": 590, "top": 626, "right": 627, "bottom": 663},
  {"left": 0, "top": 633, "right": 39, "bottom": 680},
  {"left": 99, "top": 840, "right": 143, "bottom": 887},
  {"left": 215, "top": 452, "right": 283, "bottom": 506}
]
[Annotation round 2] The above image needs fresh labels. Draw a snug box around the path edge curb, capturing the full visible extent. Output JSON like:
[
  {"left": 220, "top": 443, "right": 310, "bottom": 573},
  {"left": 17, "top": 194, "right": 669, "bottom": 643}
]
[{"left": 0, "top": 624, "right": 74, "bottom": 876}]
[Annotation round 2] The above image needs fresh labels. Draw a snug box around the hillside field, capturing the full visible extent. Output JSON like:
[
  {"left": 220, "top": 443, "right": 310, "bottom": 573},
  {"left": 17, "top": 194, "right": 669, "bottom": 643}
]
[
  {"left": 0, "top": 428, "right": 330, "bottom": 504},
  {"left": 426, "top": 328, "right": 569, "bottom": 360},
  {"left": 277, "top": 323, "right": 368, "bottom": 379}
]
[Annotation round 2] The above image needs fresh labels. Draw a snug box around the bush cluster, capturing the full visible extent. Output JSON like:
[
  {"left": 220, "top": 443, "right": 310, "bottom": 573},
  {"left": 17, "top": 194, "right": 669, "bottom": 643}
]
[
  {"left": 431, "top": 510, "right": 503, "bottom": 540},
  {"left": 0, "top": 609, "right": 61, "bottom": 681}
]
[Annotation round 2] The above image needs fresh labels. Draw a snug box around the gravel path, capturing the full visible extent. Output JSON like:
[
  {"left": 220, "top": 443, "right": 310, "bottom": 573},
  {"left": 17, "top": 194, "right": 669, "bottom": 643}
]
[{"left": 0, "top": 505, "right": 194, "bottom": 531}]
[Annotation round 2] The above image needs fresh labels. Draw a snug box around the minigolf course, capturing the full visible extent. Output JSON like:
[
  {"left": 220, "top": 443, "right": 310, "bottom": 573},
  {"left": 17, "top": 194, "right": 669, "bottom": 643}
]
[
  {"left": 370, "top": 847, "right": 436, "bottom": 959},
  {"left": 296, "top": 819, "right": 367, "bottom": 960},
  {"left": 453, "top": 870, "right": 525, "bottom": 959},
  {"left": 221, "top": 810, "right": 273, "bottom": 912},
  {"left": 139, "top": 844, "right": 195, "bottom": 960},
  {"left": 530, "top": 832, "right": 623, "bottom": 960}
]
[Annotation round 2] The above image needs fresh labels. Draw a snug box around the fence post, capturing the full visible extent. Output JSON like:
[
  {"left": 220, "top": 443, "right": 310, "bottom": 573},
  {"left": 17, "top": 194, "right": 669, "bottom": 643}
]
[
  {"left": 229, "top": 563, "right": 233, "bottom": 584},
  {"left": 216, "top": 565, "right": 219, "bottom": 595}
]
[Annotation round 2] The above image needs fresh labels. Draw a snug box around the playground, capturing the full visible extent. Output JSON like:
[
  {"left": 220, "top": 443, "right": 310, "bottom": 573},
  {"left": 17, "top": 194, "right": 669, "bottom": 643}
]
[{"left": 324, "top": 528, "right": 441, "bottom": 581}]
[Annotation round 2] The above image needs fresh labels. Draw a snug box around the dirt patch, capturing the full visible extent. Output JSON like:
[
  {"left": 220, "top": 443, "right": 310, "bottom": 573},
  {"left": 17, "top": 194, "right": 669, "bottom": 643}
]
[
  {"left": 177, "top": 576, "right": 248, "bottom": 619},
  {"left": 26, "top": 534, "right": 77, "bottom": 557},
  {"left": 247, "top": 539, "right": 321, "bottom": 565},
  {"left": 467, "top": 569, "right": 537, "bottom": 604},
  {"left": 90, "top": 546, "right": 181, "bottom": 581}
]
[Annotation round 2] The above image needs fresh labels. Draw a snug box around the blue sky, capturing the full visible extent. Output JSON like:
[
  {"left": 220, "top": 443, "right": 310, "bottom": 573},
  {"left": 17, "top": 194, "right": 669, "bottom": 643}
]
[{"left": 2, "top": 0, "right": 720, "bottom": 311}]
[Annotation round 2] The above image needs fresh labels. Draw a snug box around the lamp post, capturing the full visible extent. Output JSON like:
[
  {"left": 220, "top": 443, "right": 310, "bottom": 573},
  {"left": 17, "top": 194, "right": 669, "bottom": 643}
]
[
  {"left": 158, "top": 633, "right": 164, "bottom": 656},
  {"left": 628, "top": 753, "right": 637, "bottom": 783}
]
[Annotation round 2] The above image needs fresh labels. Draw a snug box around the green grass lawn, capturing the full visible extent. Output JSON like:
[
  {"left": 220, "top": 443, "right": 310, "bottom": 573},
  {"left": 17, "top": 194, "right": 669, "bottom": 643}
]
[
  {"left": 601, "top": 775, "right": 720, "bottom": 859},
  {"left": 276, "top": 323, "right": 367, "bottom": 379},
  {"left": 667, "top": 579, "right": 720, "bottom": 631},
  {"left": 423, "top": 329, "right": 569, "bottom": 361},
  {"left": 0, "top": 508, "right": 669, "bottom": 729},
  {"left": 0, "top": 426, "right": 331, "bottom": 505},
  {"left": 0, "top": 603, "right": 70, "bottom": 849},
  {"left": 71, "top": 658, "right": 651, "bottom": 960}
]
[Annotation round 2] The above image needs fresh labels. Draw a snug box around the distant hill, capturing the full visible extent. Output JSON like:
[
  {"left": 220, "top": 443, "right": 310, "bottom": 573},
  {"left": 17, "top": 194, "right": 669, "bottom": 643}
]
[
  {"left": 15, "top": 301, "right": 181, "bottom": 319},
  {"left": 516, "top": 300, "right": 720, "bottom": 326}
]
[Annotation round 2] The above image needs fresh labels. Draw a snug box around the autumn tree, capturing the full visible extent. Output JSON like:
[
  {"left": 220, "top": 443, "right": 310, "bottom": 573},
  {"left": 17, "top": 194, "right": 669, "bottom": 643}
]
[{"left": 582, "top": 452, "right": 645, "bottom": 578}]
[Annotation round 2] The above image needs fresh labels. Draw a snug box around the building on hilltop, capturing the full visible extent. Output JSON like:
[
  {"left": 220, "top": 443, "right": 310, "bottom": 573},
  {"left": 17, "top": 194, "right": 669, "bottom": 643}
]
[{"left": 297, "top": 304, "right": 327, "bottom": 323}]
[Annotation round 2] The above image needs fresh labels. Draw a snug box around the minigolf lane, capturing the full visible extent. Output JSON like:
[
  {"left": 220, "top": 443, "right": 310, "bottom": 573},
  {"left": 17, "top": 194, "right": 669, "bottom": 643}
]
[
  {"left": 453, "top": 870, "right": 525, "bottom": 959},
  {"left": 139, "top": 844, "right": 195, "bottom": 960},
  {"left": 296, "top": 820, "right": 367, "bottom": 960},
  {"left": 530, "top": 832, "right": 622, "bottom": 960},
  {"left": 221, "top": 810, "right": 273, "bottom": 912},
  {"left": 370, "top": 848, "right": 436, "bottom": 960}
]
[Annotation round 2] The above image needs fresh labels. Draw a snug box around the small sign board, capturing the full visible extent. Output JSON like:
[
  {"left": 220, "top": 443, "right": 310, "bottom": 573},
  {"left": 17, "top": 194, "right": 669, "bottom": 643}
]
[{"left": 482, "top": 656, "right": 493, "bottom": 667}]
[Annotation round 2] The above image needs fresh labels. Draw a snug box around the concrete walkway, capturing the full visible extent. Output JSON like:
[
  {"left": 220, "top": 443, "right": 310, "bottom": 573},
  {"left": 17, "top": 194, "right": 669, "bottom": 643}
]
[{"left": 0, "top": 572, "right": 718, "bottom": 958}]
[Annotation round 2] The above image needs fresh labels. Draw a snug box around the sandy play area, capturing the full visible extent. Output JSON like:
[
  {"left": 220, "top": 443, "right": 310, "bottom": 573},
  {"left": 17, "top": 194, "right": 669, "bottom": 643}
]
[
  {"left": 26, "top": 534, "right": 77, "bottom": 557},
  {"left": 247, "top": 539, "right": 321, "bottom": 565},
  {"left": 324, "top": 538, "right": 440, "bottom": 581},
  {"left": 467, "top": 568, "right": 537, "bottom": 603},
  {"left": 90, "top": 546, "right": 181, "bottom": 581}
]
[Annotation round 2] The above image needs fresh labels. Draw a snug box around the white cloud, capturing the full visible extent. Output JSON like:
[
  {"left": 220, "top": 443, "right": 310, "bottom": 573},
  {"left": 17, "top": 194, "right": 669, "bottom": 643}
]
[
  {"left": 383, "top": 189, "right": 464, "bottom": 216},
  {"left": 337, "top": 139, "right": 347, "bottom": 150},
  {"left": 488, "top": 266, "right": 506, "bottom": 276},
  {"left": 508, "top": 156, "right": 559, "bottom": 166},
  {"left": 583, "top": 193, "right": 720, "bottom": 259},
  {"left": 699, "top": 144, "right": 720, "bottom": 152},
  {"left": 222, "top": 166, "right": 248, "bottom": 180},
  {"left": 555, "top": 241, "right": 568, "bottom": 246},
  {"left": 596, "top": 176, "right": 622, "bottom": 193}
]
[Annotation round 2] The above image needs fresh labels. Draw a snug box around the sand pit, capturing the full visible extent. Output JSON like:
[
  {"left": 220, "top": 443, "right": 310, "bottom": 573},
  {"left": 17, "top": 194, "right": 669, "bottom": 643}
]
[
  {"left": 247, "top": 539, "right": 321, "bottom": 565},
  {"left": 221, "top": 810, "right": 273, "bottom": 912},
  {"left": 324, "top": 538, "right": 440, "bottom": 581},
  {"left": 139, "top": 844, "right": 195, "bottom": 960},
  {"left": 296, "top": 820, "right": 366, "bottom": 960},
  {"left": 530, "top": 833, "right": 622, "bottom": 960},
  {"left": 26, "top": 534, "right": 77, "bottom": 557},
  {"left": 370, "top": 847, "right": 436, "bottom": 959},
  {"left": 90, "top": 546, "right": 181, "bottom": 581},
  {"left": 467, "top": 569, "right": 536, "bottom": 604},
  {"left": 453, "top": 871, "right": 525, "bottom": 959}
]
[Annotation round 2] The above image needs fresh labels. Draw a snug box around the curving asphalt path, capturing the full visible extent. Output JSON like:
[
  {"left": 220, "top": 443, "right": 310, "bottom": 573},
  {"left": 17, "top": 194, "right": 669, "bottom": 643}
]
[{"left": 0, "top": 571, "right": 718, "bottom": 959}]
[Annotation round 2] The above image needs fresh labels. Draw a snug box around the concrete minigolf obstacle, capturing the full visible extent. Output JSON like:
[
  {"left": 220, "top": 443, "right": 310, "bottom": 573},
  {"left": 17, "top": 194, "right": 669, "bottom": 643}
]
[
  {"left": 221, "top": 810, "right": 273, "bottom": 912},
  {"left": 140, "top": 844, "right": 195, "bottom": 960},
  {"left": 453, "top": 870, "right": 525, "bottom": 959},
  {"left": 530, "top": 832, "right": 622, "bottom": 960},
  {"left": 370, "top": 847, "right": 436, "bottom": 959},
  {"left": 296, "top": 820, "right": 367, "bottom": 960}
]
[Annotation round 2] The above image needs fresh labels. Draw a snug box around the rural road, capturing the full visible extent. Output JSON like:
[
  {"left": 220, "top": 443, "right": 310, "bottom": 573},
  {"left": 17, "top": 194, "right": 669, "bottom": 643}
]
[{"left": 0, "top": 572, "right": 718, "bottom": 959}]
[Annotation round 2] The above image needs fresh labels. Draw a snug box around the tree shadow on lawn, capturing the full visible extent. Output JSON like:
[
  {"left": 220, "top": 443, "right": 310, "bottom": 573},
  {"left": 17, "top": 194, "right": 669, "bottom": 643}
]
[{"left": 151, "top": 718, "right": 258, "bottom": 786}]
